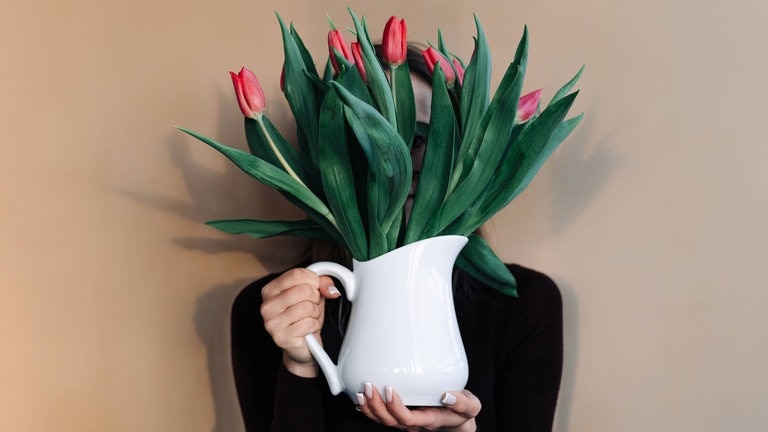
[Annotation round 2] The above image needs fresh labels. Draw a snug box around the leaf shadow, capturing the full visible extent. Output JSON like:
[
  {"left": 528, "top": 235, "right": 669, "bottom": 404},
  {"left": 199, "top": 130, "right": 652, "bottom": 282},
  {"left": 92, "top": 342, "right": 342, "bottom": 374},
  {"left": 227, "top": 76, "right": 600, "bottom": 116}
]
[
  {"left": 118, "top": 85, "right": 307, "bottom": 431},
  {"left": 549, "top": 111, "right": 621, "bottom": 233},
  {"left": 192, "top": 278, "right": 254, "bottom": 432}
]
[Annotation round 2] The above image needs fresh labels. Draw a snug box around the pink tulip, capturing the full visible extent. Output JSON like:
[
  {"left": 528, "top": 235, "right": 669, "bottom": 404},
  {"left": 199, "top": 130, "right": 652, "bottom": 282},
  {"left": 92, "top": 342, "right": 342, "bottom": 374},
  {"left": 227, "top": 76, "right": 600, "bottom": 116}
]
[
  {"left": 328, "top": 29, "right": 355, "bottom": 74},
  {"left": 422, "top": 47, "right": 456, "bottom": 86},
  {"left": 516, "top": 89, "right": 542, "bottom": 123},
  {"left": 382, "top": 16, "right": 407, "bottom": 66},
  {"left": 230, "top": 67, "right": 265, "bottom": 119},
  {"left": 351, "top": 42, "right": 367, "bottom": 82},
  {"left": 451, "top": 58, "right": 465, "bottom": 85}
]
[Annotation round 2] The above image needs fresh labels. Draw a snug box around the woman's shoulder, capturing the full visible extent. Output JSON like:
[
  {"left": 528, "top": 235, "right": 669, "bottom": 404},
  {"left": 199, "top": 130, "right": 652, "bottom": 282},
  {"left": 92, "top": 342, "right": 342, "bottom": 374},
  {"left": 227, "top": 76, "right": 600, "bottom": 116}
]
[
  {"left": 506, "top": 263, "right": 561, "bottom": 303},
  {"left": 456, "top": 263, "right": 562, "bottom": 317}
]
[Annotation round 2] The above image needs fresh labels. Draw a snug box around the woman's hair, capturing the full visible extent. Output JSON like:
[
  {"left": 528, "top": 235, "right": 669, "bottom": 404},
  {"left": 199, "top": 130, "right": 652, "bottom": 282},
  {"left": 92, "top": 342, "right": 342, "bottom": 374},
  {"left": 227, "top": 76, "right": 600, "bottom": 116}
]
[{"left": 375, "top": 43, "right": 433, "bottom": 81}]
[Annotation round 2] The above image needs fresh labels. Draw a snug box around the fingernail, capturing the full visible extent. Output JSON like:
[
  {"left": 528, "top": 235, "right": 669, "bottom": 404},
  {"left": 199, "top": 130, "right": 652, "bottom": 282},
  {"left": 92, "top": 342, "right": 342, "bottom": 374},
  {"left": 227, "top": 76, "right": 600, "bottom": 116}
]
[
  {"left": 384, "top": 386, "right": 393, "bottom": 404},
  {"left": 355, "top": 392, "right": 365, "bottom": 406},
  {"left": 441, "top": 392, "right": 457, "bottom": 406},
  {"left": 364, "top": 382, "right": 373, "bottom": 399},
  {"left": 328, "top": 286, "right": 340, "bottom": 297}
]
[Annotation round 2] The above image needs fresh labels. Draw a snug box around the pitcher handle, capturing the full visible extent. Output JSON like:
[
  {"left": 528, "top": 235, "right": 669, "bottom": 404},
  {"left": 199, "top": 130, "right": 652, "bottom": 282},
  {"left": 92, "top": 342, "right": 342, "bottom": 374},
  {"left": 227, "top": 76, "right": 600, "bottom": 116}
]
[{"left": 304, "top": 261, "right": 356, "bottom": 395}]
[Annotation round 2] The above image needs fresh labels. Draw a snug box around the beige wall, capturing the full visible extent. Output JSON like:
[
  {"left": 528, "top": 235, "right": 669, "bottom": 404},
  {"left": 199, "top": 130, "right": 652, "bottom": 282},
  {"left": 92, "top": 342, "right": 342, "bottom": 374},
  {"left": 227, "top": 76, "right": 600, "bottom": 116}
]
[{"left": 2, "top": 0, "right": 766, "bottom": 431}]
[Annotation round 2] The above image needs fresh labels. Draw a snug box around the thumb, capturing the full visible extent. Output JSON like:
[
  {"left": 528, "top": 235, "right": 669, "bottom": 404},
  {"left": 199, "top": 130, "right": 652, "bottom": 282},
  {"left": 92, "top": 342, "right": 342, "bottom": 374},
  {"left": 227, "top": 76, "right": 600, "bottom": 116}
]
[
  {"left": 317, "top": 275, "right": 342, "bottom": 299},
  {"left": 440, "top": 390, "right": 482, "bottom": 419}
]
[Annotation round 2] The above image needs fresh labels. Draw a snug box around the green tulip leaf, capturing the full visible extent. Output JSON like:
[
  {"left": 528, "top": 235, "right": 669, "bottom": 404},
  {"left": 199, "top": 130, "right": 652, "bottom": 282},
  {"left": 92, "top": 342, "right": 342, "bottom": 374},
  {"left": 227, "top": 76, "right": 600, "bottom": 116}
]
[
  {"left": 549, "top": 65, "right": 584, "bottom": 107},
  {"left": 455, "top": 235, "right": 517, "bottom": 297},
  {"left": 458, "top": 15, "right": 491, "bottom": 143},
  {"left": 317, "top": 87, "right": 368, "bottom": 260},
  {"left": 348, "top": 8, "right": 397, "bottom": 128},
  {"left": 243, "top": 116, "right": 323, "bottom": 199},
  {"left": 508, "top": 113, "right": 584, "bottom": 200},
  {"left": 437, "top": 65, "right": 525, "bottom": 233},
  {"left": 451, "top": 27, "right": 527, "bottom": 191},
  {"left": 176, "top": 126, "right": 339, "bottom": 236},
  {"left": 405, "top": 66, "right": 456, "bottom": 243},
  {"left": 322, "top": 59, "right": 334, "bottom": 82},
  {"left": 331, "top": 81, "right": 411, "bottom": 256},
  {"left": 512, "top": 26, "right": 529, "bottom": 82},
  {"left": 206, "top": 219, "right": 331, "bottom": 239},
  {"left": 336, "top": 64, "right": 374, "bottom": 106},
  {"left": 390, "top": 63, "right": 416, "bottom": 147},
  {"left": 470, "top": 92, "right": 579, "bottom": 229},
  {"left": 290, "top": 23, "right": 319, "bottom": 79},
  {"left": 277, "top": 13, "right": 320, "bottom": 159}
]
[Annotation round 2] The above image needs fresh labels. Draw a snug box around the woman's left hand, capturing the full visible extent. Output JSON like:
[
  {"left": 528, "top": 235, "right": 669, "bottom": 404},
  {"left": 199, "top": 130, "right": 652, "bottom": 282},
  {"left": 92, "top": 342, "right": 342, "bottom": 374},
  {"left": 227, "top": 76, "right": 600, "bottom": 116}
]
[{"left": 355, "top": 383, "right": 481, "bottom": 431}]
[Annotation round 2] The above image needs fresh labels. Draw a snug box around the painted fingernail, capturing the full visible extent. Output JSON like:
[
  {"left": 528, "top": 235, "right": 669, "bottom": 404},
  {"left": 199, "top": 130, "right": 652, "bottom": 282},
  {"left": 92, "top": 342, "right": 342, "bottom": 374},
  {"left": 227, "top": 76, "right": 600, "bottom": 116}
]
[
  {"left": 328, "top": 286, "right": 340, "bottom": 297},
  {"left": 441, "top": 392, "right": 457, "bottom": 406},
  {"left": 384, "top": 386, "right": 393, "bottom": 404},
  {"left": 355, "top": 392, "right": 366, "bottom": 406},
  {"left": 364, "top": 382, "right": 373, "bottom": 399}
]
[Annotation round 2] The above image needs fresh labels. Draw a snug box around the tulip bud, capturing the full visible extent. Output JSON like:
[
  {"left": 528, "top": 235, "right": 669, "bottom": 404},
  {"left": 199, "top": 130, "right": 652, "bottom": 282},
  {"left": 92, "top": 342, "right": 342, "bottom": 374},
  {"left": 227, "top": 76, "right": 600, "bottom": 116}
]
[
  {"left": 382, "top": 16, "right": 407, "bottom": 66},
  {"left": 422, "top": 47, "right": 456, "bottom": 87},
  {"left": 515, "top": 89, "right": 542, "bottom": 123},
  {"left": 451, "top": 58, "right": 465, "bottom": 85},
  {"left": 351, "top": 42, "right": 367, "bottom": 82},
  {"left": 328, "top": 29, "right": 354, "bottom": 74},
  {"left": 230, "top": 67, "right": 265, "bottom": 119},
  {"left": 279, "top": 66, "right": 285, "bottom": 92}
]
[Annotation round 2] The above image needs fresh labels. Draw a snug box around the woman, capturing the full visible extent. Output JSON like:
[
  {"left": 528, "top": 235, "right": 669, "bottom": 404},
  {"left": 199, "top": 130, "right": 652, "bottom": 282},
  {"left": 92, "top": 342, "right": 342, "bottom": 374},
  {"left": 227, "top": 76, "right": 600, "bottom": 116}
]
[{"left": 230, "top": 46, "right": 564, "bottom": 432}]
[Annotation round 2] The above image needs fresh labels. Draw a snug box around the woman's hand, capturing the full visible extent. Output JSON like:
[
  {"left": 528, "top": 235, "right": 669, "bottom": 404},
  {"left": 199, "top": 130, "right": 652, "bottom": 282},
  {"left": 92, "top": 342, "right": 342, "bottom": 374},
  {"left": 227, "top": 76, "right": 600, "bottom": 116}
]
[
  {"left": 355, "top": 383, "right": 481, "bottom": 431},
  {"left": 260, "top": 268, "right": 339, "bottom": 377}
]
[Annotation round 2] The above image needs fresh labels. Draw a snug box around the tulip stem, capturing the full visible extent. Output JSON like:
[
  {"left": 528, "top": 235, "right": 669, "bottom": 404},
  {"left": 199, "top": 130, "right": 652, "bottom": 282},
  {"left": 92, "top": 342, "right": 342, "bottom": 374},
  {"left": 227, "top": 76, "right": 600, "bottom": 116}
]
[
  {"left": 255, "top": 117, "right": 307, "bottom": 188},
  {"left": 388, "top": 65, "right": 398, "bottom": 129},
  {"left": 255, "top": 117, "right": 340, "bottom": 231}
]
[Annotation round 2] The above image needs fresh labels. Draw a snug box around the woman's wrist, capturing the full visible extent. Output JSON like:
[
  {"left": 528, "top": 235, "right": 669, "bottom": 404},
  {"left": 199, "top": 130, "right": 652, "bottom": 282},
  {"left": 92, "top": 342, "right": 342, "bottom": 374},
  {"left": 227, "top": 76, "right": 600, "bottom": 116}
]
[{"left": 283, "top": 352, "right": 319, "bottom": 378}]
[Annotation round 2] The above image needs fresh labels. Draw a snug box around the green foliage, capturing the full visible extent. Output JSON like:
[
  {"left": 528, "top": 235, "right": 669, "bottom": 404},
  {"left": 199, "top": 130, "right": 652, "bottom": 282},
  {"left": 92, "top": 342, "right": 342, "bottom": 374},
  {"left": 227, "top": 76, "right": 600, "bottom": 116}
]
[
  {"left": 206, "top": 219, "right": 331, "bottom": 239},
  {"left": 179, "top": 10, "right": 584, "bottom": 296},
  {"left": 456, "top": 235, "right": 518, "bottom": 297}
]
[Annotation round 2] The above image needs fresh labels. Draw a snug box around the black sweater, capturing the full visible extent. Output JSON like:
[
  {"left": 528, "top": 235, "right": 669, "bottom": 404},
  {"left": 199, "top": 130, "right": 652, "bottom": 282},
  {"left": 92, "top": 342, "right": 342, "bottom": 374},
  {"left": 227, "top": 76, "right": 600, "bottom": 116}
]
[{"left": 231, "top": 264, "right": 563, "bottom": 431}]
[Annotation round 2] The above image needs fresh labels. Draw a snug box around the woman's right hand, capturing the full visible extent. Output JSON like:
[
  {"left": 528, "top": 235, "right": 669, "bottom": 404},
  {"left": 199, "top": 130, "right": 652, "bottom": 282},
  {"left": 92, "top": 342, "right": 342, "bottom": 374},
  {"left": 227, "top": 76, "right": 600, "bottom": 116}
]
[{"left": 260, "top": 268, "right": 339, "bottom": 377}]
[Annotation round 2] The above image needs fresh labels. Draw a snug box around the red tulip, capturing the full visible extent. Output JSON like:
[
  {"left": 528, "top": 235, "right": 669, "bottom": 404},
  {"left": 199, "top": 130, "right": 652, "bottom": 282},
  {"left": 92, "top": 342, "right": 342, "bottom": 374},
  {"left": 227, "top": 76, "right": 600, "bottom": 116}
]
[
  {"left": 451, "top": 58, "right": 465, "bottom": 85},
  {"left": 328, "top": 29, "right": 355, "bottom": 74},
  {"left": 382, "top": 16, "right": 407, "bottom": 66},
  {"left": 230, "top": 67, "right": 265, "bottom": 119},
  {"left": 351, "top": 42, "right": 367, "bottom": 82},
  {"left": 279, "top": 66, "right": 285, "bottom": 92},
  {"left": 422, "top": 47, "right": 456, "bottom": 86},
  {"left": 516, "top": 89, "right": 542, "bottom": 123}
]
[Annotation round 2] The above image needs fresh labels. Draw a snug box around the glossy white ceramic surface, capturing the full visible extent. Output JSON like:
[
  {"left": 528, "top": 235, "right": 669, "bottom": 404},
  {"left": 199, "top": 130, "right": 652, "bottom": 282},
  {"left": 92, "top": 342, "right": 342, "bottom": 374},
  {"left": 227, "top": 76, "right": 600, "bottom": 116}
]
[{"left": 305, "top": 235, "right": 469, "bottom": 406}]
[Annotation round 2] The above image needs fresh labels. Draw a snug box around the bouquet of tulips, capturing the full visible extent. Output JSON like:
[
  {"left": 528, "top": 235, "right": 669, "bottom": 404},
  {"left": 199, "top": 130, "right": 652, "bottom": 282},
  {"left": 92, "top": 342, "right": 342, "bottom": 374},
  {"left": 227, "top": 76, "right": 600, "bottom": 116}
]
[{"left": 178, "top": 9, "right": 583, "bottom": 296}]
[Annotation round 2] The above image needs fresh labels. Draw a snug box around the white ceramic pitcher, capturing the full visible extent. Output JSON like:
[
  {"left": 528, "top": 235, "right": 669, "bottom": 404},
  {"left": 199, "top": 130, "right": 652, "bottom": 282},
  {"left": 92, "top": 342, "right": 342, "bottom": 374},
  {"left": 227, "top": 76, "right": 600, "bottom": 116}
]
[{"left": 305, "top": 235, "right": 469, "bottom": 406}]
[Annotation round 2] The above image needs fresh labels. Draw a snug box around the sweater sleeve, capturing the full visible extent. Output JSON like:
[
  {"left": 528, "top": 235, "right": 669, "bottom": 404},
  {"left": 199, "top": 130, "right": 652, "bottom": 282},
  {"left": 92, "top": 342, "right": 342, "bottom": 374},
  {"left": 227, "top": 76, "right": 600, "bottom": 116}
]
[
  {"left": 497, "top": 265, "right": 564, "bottom": 432},
  {"left": 231, "top": 275, "right": 327, "bottom": 432},
  {"left": 271, "top": 362, "right": 326, "bottom": 432}
]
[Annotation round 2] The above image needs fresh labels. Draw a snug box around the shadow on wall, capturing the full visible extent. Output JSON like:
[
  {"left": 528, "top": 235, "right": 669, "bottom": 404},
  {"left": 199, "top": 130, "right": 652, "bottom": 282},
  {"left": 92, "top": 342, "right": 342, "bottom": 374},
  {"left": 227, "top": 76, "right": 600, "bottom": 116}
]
[
  {"left": 553, "top": 279, "right": 579, "bottom": 432},
  {"left": 546, "top": 108, "right": 620, "bottom": 431},
  {"left": 193, "top": 278, "right": 254, "bottom": 432},
  {"left": 177, "top": 89, "right": 310, "bottom": 431},
  {"left": 163, "top": 128, "right": 307, "bottom": 269},
  {"left": 549, "top": 107, "right": 621, "bottom": 233},
  {"left": 119, "top": 87, "right": 311, "bottom": 430},
  {"left": 119, "top": 84, "right": 307, "bottom": 269}
]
